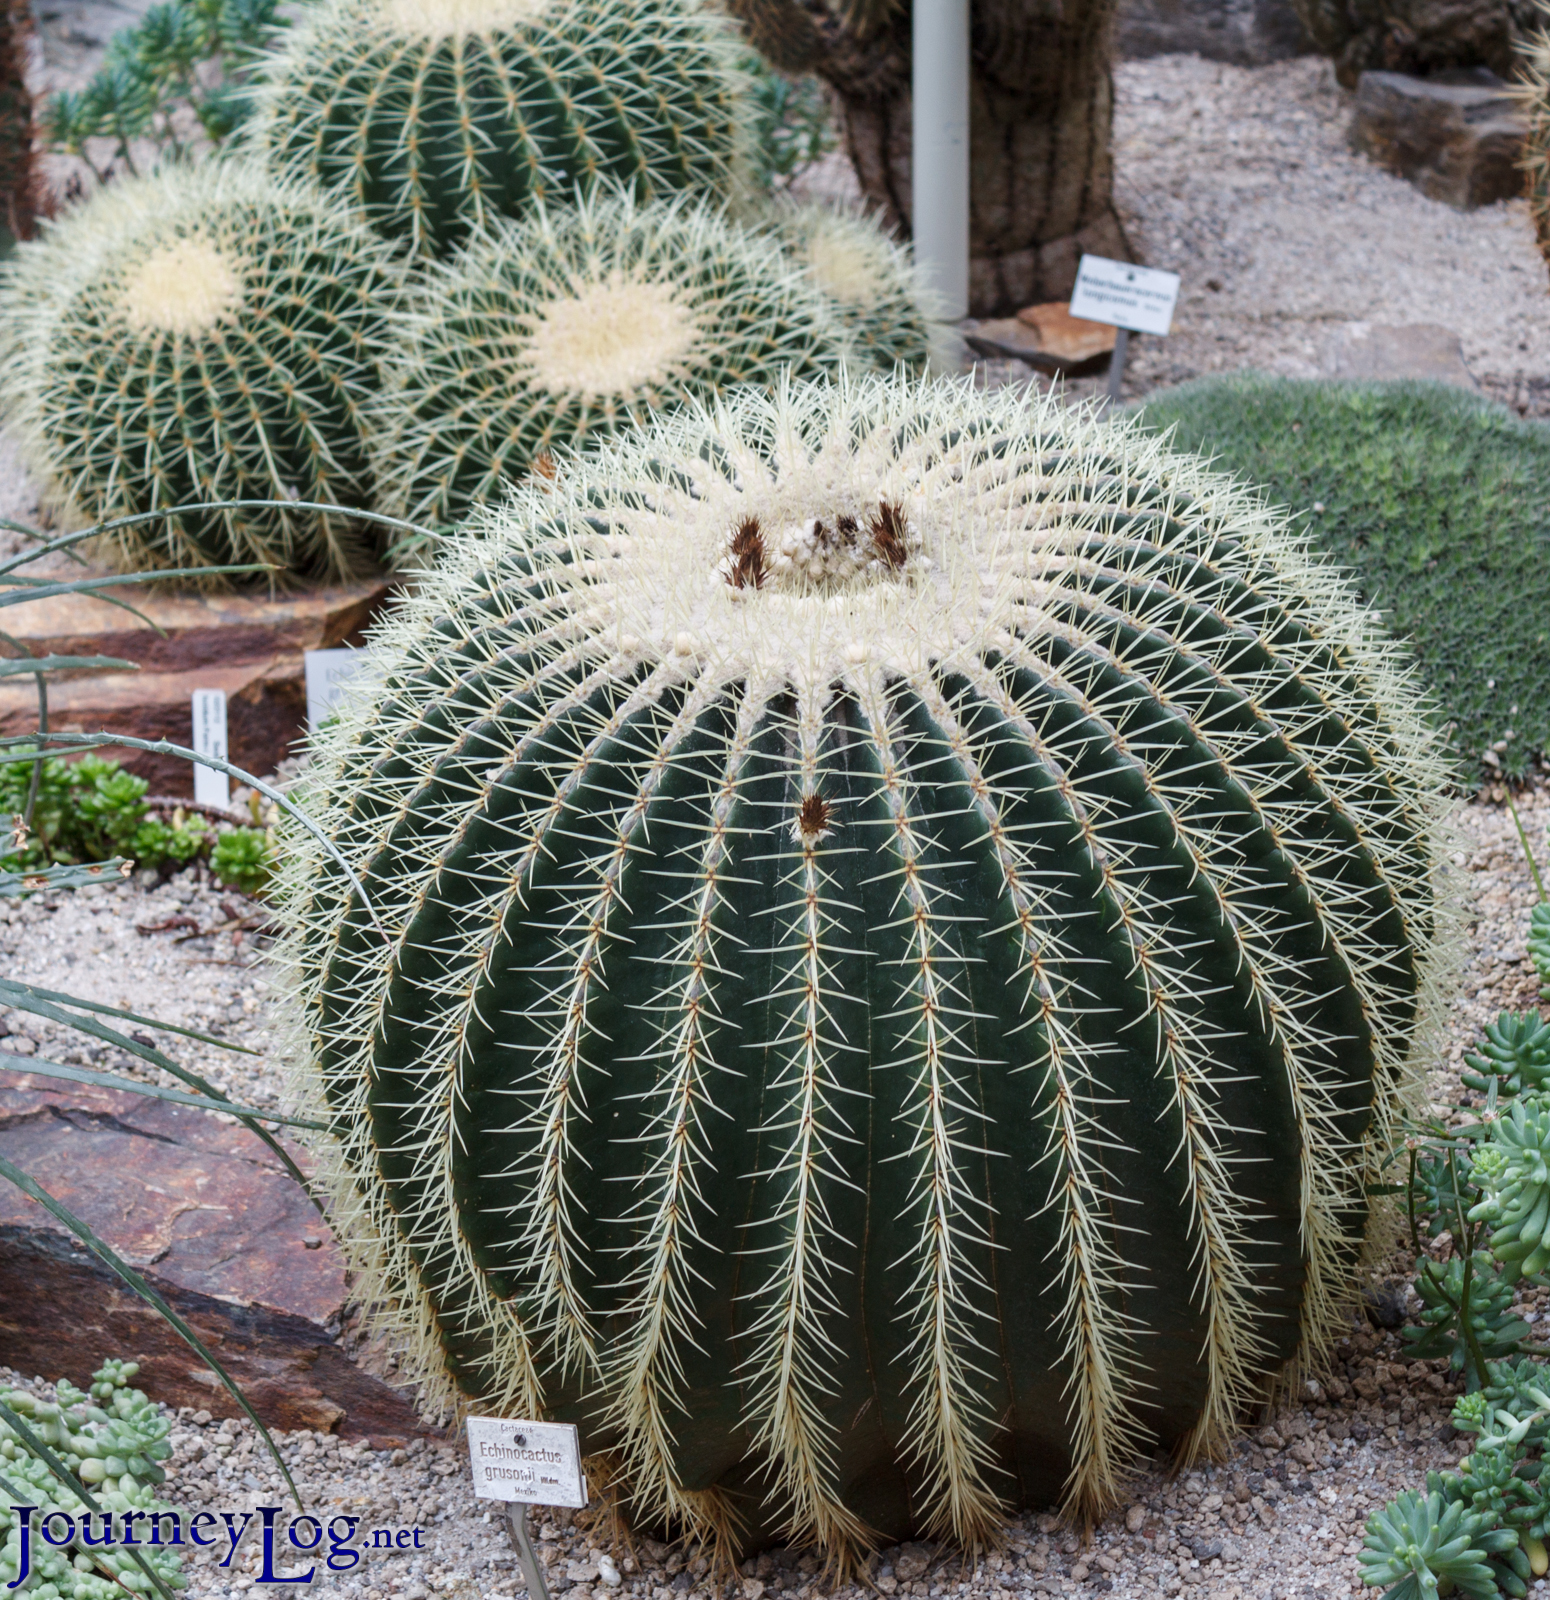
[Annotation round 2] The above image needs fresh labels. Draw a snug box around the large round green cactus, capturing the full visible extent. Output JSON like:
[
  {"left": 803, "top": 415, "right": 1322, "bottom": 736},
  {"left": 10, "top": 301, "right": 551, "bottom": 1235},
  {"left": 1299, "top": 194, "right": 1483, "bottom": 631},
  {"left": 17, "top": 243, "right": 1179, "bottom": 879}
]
[
  {"left": 280, "top": 371, "right": 1450, "bottom": 1562},
  {"left": 373, "top": 189, "right": 851, "bottom": 530},
  {"left": 256, "top": 0, "right": 753, "bottom": 258},
  {"left": 773, "top": 198, "right": 940, "bottom": 376},
  {"left": 0, "top": 161, "right": 399, "bottom": 584}
]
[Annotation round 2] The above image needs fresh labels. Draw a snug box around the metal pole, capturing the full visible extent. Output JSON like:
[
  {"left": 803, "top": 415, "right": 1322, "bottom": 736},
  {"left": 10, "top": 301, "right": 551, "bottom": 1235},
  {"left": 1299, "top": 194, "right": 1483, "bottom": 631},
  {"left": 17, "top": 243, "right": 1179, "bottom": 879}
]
[
  {"left": 912, "top": 0, "right": 970, "bottom": 320},
  {"left": 506, "top": 1502, "right": 552, "bottom": 1600},
  {"left": 1106, "top": 326, "right": 1130, "bottom": 403}
]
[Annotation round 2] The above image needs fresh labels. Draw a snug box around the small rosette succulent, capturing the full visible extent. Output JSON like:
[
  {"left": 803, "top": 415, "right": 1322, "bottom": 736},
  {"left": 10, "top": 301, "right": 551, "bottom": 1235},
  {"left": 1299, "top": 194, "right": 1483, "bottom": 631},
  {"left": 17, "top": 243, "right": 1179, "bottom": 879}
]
[
  {"left": 256, "top": 0, "right": 753, "bottom": 257},
  {"left": 279, "top": 371, "right": 1449, "bottom": 1562},
  {"left": 1469, "top": 1094, "right": 1550, "bottom": 1275},
  {"left": 1360, "top": 1490, "right": 1513, "bottom": 1600},
  {"left": 0, "top": 161, "right": 400, "bottom": 585},
  {"left": 373, "top": 189, "right": 850, "bottom": 531},
  {"left": 1462, "top": 1013, "right": 1550, "bottom": 1100}
]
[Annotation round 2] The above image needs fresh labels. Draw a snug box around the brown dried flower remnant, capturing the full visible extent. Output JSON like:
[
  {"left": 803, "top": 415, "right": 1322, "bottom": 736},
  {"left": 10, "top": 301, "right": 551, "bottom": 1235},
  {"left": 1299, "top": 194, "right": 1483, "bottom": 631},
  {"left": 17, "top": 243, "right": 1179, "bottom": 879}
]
[
  {"left": 869, "top": 500, "right": 907, "bottom": 570},
  {"left": 726, "top": 515, "right": 767, "bottom": 590},
  {"left": 796, "top": 791, "right": 834, "bottom": 840}
]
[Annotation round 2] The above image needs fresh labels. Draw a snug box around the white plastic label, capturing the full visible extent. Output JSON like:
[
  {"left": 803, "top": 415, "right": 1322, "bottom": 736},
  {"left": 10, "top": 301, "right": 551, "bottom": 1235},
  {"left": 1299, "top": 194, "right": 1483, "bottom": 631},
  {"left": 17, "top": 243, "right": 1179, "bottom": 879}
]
[
  {"left": 304, "top": 648, "right": 365, "bottom": 734},
  {"left": 1068, "top": 254, "right": 1181, "bottom": 336},
  {"left": 467, "top": 1418, "right": 587, "bottom": 1508},
  {"left": 191, "top": 690, "right": 229, "bottom": 811}
]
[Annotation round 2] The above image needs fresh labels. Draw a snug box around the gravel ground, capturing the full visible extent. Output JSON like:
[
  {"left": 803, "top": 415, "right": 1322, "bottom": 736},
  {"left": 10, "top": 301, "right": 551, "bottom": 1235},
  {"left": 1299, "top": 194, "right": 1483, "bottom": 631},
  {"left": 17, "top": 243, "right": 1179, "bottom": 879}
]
[
  {"left": 1109, "top": 54, "right": 1550, "bottom": 410},
  {"left": 3, "top": 783, "right": 1550, "bottom": 1600}
]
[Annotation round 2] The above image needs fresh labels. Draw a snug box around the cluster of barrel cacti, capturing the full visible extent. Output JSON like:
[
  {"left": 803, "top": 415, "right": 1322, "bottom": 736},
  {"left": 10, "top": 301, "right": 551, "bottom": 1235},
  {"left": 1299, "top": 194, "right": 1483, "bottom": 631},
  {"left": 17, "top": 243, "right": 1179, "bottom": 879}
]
[
  {"left": 277, "top": 367, "right": 1452, "bottom": 1562},
  {"left": 0, "top": 0, "right": 938, "bottom": 586}
]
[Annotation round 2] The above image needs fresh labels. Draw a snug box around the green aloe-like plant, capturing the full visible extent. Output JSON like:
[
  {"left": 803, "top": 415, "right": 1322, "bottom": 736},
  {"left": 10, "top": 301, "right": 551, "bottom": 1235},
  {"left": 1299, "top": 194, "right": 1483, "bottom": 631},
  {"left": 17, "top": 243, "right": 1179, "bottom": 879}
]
[
  {"left": 277, "top": 370, "right": 1450, "bottom": 1561},
  {"left": 0, "top": 161, "right": 401, "bottom": 585},
  {"left": 256, "top": 0, "right": 753, "bottom": 258}
]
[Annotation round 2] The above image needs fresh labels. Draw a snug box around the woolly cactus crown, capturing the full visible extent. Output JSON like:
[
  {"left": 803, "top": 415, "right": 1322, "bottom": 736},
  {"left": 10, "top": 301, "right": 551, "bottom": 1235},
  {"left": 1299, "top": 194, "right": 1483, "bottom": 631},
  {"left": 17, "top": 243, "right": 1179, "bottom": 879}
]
[
  {"left": 774, "top": 198, "right": 941, "bottom": 375},
  {"left": 257, "top": 0, "right": 754, "bottom": 257},
  {"left": 0, "top": 161, "right": 399, "bottom": 584},
  {"left": 280, "top": 371, "right": 1450, "bottom": 1563},
  {"left": 373, "top": 189, "right": 852, "bottom": 531}
]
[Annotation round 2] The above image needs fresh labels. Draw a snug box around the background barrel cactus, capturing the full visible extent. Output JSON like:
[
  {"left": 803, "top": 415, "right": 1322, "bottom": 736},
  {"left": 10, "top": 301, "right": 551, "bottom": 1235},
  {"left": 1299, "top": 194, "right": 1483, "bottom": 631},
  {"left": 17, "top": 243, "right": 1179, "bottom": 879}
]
[
  {"left": 772, "top": 198, "right": 939, "bottom": 376},
  {"left": 373, "top": 189, "right": 851, "bottom": 530},
  {"left": 257, "top": 0, "right": 753, "bottom": 258},
  {"left": 0, "top": 161, "right": 399, "bottom": 584},
  {"left": 1519, "top": 22, "right": 1550, "bottom": 275},
  {"left": 280, "top": 371, "right": 1451, "bottom": 1563}
]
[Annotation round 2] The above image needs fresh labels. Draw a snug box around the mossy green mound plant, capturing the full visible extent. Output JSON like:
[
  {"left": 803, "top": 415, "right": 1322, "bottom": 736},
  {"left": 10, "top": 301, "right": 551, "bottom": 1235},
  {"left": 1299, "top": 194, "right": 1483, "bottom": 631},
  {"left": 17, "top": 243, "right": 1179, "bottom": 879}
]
[
  {"left": 772, "top": 197, "right": 938, "bottom": 374},
  {"left": 256, "top": 0, "right": 753, "bottom": 258},
  {"left": 0, "top": 1359, "right": 186, "bottom": 1599},
  {"left": 0, "top": 161, "right": 401, "bottom": 587},
  {"left": 279, "top": 370, "right": 1452, "bottom": 1561},
  {"left": 1134, "top": 375, "right": 1550, "bottom": 776},
  {"left": 374, "top": 189, "right": 851, "bottom": 531}
]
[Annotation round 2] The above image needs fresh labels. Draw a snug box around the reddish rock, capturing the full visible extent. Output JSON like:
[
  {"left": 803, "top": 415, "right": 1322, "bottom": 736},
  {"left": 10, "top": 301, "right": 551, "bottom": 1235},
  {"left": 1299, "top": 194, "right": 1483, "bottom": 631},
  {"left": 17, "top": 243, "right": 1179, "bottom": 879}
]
[
  {"left": 0, "top": 580, "right": 395, "bottom": 792},
  {"left": 962, "top": 303, "right": 1117, "bottom": 376},
  {"left": 0, "top": 1071, "right": 434, "bottom": 1443}
]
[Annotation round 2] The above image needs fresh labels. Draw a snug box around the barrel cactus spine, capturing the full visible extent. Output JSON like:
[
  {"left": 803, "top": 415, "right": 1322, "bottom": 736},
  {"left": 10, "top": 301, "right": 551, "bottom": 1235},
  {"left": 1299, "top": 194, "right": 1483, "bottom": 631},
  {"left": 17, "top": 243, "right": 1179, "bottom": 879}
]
[
  {"left": 372, "top": 188, "right": 853, "bottom": 531},
  {"left": 772, "top": 196, "right": 943, "bottom": 375},
  {"left": 0, "top": 161, "right": 401, "bottom": 584},
  {"left": 1519, "top": 23, "right": 1550, "bottom": 273},
  {"left": 256, "top": 0, "right": 756, "bottom": 258},
  {"left": 279, "top": 371, "right": 1452, "bottom": 1564}
]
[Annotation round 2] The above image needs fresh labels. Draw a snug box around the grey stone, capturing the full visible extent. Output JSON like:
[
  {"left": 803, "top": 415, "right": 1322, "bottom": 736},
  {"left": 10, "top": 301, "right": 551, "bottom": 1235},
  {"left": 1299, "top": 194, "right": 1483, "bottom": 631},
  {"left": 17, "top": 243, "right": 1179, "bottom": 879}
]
[
  {"left": 1349, "top": 67, "right": 1526, "bottom": 207},
  {"left": 1116, "top": 0, "right": 1314, "bottom": 63},
  {"left": 1326, "top": 321, "right": 1479, "bottom": 387}
]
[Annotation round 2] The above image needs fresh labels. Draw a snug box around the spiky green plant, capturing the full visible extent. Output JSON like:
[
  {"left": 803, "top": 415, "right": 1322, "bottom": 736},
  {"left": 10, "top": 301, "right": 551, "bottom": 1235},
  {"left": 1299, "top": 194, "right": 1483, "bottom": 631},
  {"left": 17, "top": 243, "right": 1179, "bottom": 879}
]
[
  {"left": 373, "top": 189, "right": 850, "bottom": 532},
  {"left": 771, "top": 198, "right": 938, "bottom": 375},
  {"left": 256, "top": 0, "right": 753, "bottom": 259},
  {"left": 0, "top": 161, "right": 401, "bottom": 585},
  {"left": 277, "top": 370, "right": 1450, "bottom": 1562}
]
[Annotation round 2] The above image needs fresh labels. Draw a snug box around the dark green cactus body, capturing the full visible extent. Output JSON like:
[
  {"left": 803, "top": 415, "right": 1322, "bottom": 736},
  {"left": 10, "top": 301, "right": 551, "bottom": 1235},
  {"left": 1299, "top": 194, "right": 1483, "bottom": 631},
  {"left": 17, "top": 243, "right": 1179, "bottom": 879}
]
[
  {"left": 282, "top": 374, "right": 1446, "bottom": 1560},
  {"left": 258, "top": 0, "right": 752, "bottom": 258}
]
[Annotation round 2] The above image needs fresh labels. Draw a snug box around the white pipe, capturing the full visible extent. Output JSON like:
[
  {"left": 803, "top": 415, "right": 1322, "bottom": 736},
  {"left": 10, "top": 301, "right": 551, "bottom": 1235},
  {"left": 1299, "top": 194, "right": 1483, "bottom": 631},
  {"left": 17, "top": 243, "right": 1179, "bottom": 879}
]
[{"left": 911, "top": 0, "right": 970, "bottom": 320}]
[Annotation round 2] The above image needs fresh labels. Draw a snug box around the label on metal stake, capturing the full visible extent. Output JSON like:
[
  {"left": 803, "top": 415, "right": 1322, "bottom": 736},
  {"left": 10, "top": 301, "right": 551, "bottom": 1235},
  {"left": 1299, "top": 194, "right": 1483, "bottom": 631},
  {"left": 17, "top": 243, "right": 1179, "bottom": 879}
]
[{"left": 467, "top": 1418, "right": 587, "bottom": 1508}]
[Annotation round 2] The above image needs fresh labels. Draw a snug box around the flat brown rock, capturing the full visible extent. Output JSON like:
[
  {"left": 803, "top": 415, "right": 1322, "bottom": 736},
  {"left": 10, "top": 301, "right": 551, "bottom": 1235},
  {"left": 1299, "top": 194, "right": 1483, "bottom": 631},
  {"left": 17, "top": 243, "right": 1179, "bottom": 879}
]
[
  {"left": 961, "top": 305, "right": 1116, "bottom": 375},
  {"left": 0, "top": 1070, "right": 433, "bottom": 1443},
  {"left": 0, "top": 580, "right": 395, "bottom": 791}
]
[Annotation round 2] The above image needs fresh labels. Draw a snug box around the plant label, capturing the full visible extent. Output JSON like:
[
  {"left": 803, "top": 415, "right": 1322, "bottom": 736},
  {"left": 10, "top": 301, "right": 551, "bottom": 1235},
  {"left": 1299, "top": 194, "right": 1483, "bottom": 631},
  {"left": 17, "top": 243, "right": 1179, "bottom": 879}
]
[
  {"left": 304, "top": 648, "right": 365, "bottom": 734},
  {"left": 1068, "top": 255, "right": 1180, "bottom": 336},
  {"left": 467, "top": 1417, "right": 587, "bottom": 1508},
  {"left": 191, "top": 689, "right": 229, "bottom": 810}
]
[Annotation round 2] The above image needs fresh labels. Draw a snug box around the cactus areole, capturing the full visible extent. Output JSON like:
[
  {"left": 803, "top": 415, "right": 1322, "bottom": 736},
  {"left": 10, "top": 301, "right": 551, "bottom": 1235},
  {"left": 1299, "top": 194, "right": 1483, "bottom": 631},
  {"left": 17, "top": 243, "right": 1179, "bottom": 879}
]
[{"left": 283, "top": 373, "right": 1448, "bottom": 1559}]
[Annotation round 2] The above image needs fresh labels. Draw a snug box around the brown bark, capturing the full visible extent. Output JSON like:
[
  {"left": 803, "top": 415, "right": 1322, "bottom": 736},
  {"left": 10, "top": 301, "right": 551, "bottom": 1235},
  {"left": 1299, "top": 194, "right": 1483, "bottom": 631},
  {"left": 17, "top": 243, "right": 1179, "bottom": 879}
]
[
  {"left": 731, "top": 0, "right": 1133, "bottom": 316},
  {"left": 0, "top": 0, "right": 37, "bottom": 247}
]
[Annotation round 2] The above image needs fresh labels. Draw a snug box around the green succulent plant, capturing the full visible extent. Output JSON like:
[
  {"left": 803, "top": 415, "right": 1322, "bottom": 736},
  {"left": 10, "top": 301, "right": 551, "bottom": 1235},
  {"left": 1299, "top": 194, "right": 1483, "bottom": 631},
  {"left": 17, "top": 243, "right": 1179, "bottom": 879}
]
[
  {"left": 0, "top": 1360, "right": 186, "bottom": 1599},
  {"left": 0, "top": 161, "right": 401, "bottom": 586},
  {"left": 1469, "top": 1095, "right": 1550, "bottom": 1276},
  {"left": 277, "top": 370, "right": 1448, "bottom": 1561},
  {"left": 373, "top": 189, "right": 850, "bottom": 532},
  {"left": 1362, "top": 1488, "right": 1525, "bottom": 1600},
  {"left": 256, "top": 0, "right": 753, "bottom": 258},
  {"left": 1530, "top": 902, "right": 1550, "bottom": 997},
  {"left": 1463, "top": 1014, "right": 1550, "bottom": 1100},
  {"left": 1405, "top": 1252, "right": 1529, "bottom": 1372},
  {"left": 771, "top": 197, "right": 939, "bottom": 375},
  {"left": 210, "top": 825, "right": 276, "bottom": 897}
]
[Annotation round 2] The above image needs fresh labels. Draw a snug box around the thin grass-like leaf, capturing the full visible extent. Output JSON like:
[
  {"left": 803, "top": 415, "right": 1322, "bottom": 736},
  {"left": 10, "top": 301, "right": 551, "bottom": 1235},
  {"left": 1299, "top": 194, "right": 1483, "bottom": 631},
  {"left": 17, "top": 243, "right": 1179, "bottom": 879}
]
[
  {"left": 0, "top": 1054, "right": 325, "bottom": 1129},
  {"left": 0, "top": 858, "right": 132, "bottom": 896},
  {"left": 0, "top": 1155, "right": 302, "bottom": 1506},
  {"left": 0, "top": 654, "right": 138, "bottom": 678}
]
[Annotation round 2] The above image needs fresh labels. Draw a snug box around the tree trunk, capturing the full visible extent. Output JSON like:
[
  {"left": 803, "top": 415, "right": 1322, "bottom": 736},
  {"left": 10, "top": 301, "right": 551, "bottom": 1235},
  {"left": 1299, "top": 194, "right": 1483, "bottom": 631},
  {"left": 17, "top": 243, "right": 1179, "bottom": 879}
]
[
  {"left": 0, "top": 0, "right": 38, "bottom": 250},
  {"left": 733, "top": 0, "right": 1133, "bottom": 317}
]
